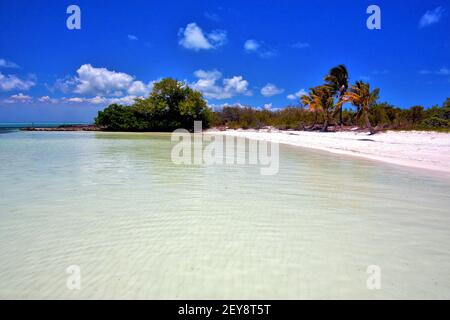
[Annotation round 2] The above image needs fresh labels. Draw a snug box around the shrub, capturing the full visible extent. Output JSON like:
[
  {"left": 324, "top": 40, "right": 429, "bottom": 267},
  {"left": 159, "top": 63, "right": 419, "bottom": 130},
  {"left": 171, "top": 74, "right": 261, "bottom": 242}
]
[{"left": 95, "top": 78, "right": 211, "bottom": 131}]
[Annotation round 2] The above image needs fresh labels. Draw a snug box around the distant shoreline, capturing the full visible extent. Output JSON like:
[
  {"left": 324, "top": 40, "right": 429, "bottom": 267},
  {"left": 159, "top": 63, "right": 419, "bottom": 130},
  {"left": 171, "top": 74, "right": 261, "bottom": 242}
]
[
  {"left": 15, "top": 125, "right": 450, "bottom": 175},
  {"left": 17, "top": 124, "right": 450, "bottom": 134},
  {"left": 20, "top": 124, "right": 100, "bottom": 131}
]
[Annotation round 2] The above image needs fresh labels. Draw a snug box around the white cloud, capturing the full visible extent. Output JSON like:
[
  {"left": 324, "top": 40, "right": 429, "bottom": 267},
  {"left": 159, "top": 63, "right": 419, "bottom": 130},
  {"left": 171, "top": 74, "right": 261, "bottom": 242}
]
[
  {"left": 419, "top": 67, "right": 450, "bottom": 75},
  {"left": 208, "top": 30, "right": 227, "bottom": 46},
  {"left": 419, "top": 7, "right": 444, "bottom": 28},
  {"left": 208, "top": 102, "right": 249, "bottom": 111},
  {"left": 204, "top": 12, "right": 219, "bottom": 22},
  {"left": 37, "top": 96, "right": 58, "bottom": 104},
  {"left": 11, "top": 93, "right": 32, "bottom": 101},
  {"left": 243, "top": 39, "right": 276, "bottom": 58},
  {"left": 127, "top": 80, "right": 155, "bottom": 95},
  {"left": 38, "top": 96, "right": 51, "bottom": 102},
  {"left": 372, "top": 69, "right": 389, "bottom": 75},
  {"left": 244, "top": 40, "right": 260, "bottom": 52},
  {"left": 194, "top": 69, "right": 222, "bottom": 80},
  {"left": 52, "top": 64, "right": 153, "bottom": 97},
  {"left": 263, "top": 103, "right": 272, "bottom": 110},
  {"left": 66, "top": 97, "right": 85, "bottom": 103},
  {"left": 359, "top": 75, "right": 371, "bottom": 81},
  {"left": 108, "top": 95, "right": 140, "bottom": 105},
  {"left": 223, "top": 76, "right": 249, "bottom": 95},
  {"left": 0, "top": 58, "right": 19, "bottom": 69},
  {"left": 128, "top": 34, "right": 138, "bottom": 41},
  {"left": 41, "top": 64, "right": 156, "bottom": 107},
  {"left": 191, "top": 69, "right": 223, "bottom": 98},
  {"left": 261, "top": 83, "right": 284, "bottom": 97},
  {"left": 292, "top": 42, "right": 310, "bottom": 49},
  {"left": 87, "top": 96, "right": 107, "bottom": 105},
  {"left": 191, "top": 69, "right": 251, "bottom": 99},
  {"left": 437, "top": 67, "right": 450, "bottom": 75},
  {"left": 46, "top": 76, "right": 76, "bottom": 93},
  {"left": 4, "top": 93, "right": 32, "bottom": 103},
  {"left": 178, "top": 23, "right": 227, "bottom": 51},
  {"left": 287, "top": 89, "right": 308, "bottom": 100},
  {"left": 75, "top": 64, "right": 134, "bottom": 95},
  {"left": 0, "top": 72, "right": 36, "bottom": 91},
  {"left": 60, "top": 95, "right": 140, "bottom": 106}
]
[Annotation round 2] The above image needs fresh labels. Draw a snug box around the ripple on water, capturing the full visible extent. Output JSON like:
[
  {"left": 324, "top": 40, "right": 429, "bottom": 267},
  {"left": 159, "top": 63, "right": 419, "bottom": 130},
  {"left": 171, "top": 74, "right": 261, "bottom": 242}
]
[{"left": 0, "top": 132, "right": 450, "bottom": 299}]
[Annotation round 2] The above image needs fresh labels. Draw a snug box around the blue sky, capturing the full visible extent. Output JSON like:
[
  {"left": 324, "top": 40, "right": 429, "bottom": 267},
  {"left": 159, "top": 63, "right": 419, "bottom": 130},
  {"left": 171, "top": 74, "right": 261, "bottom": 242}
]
[{"left": 0, "top": 0, "right": 449, "bottom": 123}]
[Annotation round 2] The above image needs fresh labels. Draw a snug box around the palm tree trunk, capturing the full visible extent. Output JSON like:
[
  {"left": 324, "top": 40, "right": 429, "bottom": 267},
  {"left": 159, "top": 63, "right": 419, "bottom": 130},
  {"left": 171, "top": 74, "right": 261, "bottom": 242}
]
[
  {"left": 338, "top": 92, "right": 345, "bottom": 126},
  {"left": 307, "top": 112, "right": 318, "bottom": 130},
  {"left": 321, "top": 112, "right": 329, "bottom": 132},
  {"left": 363, "top": 107, "right": 375, "bottom": 134}
]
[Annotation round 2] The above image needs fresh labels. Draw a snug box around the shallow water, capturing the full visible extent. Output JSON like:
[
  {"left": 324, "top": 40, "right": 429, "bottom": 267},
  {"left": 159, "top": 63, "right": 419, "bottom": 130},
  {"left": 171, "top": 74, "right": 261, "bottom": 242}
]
[{"left": 0, "top": 131, "right": 449, "bottom": 299}]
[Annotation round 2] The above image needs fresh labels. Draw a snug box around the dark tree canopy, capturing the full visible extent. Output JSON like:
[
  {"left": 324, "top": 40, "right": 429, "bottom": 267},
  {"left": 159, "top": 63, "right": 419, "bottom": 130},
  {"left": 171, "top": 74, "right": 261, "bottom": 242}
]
[{"left": 95, "top": 78, "right": 212, "bottom": 131}]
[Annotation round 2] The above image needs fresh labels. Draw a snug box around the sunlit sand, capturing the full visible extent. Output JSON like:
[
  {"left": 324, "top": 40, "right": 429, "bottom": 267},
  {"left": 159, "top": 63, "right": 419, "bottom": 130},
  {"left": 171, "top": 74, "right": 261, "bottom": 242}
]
[{"left": 209, "top": 129, "right": 450, "bottom": 174}]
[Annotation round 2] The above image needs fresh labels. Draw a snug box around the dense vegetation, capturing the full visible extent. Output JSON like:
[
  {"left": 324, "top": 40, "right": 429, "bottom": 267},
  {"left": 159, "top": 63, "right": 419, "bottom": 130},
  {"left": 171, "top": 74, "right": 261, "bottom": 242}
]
[
  {"left": 213, "top": 64, "right": 449, "bottom": 133},
  {"left": 95, "top": 78, "right": 212, "bottom": 131},
  {"left": 95, "top": 68, "right": 450, "bottom": 133},
  {"left": 211, "top": 99, "right": 450, "bottom": 132}
]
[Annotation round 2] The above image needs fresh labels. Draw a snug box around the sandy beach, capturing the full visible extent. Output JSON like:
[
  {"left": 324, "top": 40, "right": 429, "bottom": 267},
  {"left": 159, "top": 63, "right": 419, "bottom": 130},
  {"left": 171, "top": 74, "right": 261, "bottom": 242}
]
[{"left": 207, "top": 129, "right": 450, "bottom": 174}]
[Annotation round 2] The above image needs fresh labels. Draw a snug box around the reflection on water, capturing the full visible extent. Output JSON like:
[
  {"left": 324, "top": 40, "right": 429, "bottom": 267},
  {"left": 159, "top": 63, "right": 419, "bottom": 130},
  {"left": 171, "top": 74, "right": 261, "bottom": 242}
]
[{"left": 0, "top": 131, "right": 449, "bottom": 299}]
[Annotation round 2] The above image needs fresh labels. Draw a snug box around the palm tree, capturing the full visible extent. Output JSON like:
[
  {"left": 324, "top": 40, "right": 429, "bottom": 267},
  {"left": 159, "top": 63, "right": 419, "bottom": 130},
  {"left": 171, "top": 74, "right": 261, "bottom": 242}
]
[
  {"left": 310, "top": 85, "right": 335, "bottom": 132},
  {"left": 339, "top": 81, "right": 379, "bottom": 134},
  {"left": 300, "top": 92, "right": 319, "bottom": 130},
  {"left": 324, "top": 65, "right": 349, "bottom": 126}
]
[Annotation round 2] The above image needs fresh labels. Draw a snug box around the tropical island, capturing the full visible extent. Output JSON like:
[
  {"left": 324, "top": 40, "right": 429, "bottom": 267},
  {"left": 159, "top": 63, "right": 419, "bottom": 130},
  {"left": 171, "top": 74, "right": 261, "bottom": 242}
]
[
  {"left": 91, "top": 65, "right": 449, "bottom": 134},
  {"left": 2, "top": 1, "right": 450, "bottom": 301},
  {"left": 22, "top": 66, "right": 450, "bottom": 173},
  {"left": 23, "top": 65, "right": 449, "bottom": 134}
]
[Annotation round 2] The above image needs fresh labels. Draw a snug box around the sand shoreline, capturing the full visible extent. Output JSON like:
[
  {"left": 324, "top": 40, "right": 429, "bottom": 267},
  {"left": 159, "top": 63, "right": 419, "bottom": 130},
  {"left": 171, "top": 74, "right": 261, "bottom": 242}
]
[
  {"left": 16, "top": 127, "right": 450, "bottom": 174},
  {"left": 207, "top": 129, "right": 450, "bottom": 175}
]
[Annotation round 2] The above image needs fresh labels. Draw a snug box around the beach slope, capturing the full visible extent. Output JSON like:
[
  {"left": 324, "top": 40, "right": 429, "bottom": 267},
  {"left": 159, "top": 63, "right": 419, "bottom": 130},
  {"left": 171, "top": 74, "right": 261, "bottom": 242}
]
[{"left": 207, "top": 129, "right": 450, "bottom": 174}]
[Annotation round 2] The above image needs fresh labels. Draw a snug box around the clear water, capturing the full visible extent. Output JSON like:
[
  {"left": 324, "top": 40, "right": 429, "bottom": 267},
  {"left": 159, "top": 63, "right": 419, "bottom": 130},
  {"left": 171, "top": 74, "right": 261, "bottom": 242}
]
[
  {"left": 0, "top": 131, "right": 449, "bottom": 299},
  {"left": 0, "top": 122, "right": 88, "bottom": 129},
  {"left": 0, "top": 123, "right": 88, "bottom": 135}
]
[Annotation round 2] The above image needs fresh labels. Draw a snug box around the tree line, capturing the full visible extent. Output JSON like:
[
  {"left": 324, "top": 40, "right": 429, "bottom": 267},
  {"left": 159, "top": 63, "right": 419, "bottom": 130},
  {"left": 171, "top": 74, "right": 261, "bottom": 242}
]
[
  {"left": 95, "top": 66, "right": 450, "bottom": 133},
  {"left": 211, "top": 100, "right": 450, "bottom": 132}
]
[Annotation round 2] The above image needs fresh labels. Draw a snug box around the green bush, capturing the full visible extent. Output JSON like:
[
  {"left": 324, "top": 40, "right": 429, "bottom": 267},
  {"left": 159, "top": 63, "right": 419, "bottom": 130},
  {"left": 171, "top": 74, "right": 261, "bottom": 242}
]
[
  {"left": 95, "top": 78, "right": 212, "bottom": 131},
  {"left": 420, "top": 116, "right": 449, "bottom": 129},
  {"left": 210, "top": 98, "right": 450, "bottom": 132}
]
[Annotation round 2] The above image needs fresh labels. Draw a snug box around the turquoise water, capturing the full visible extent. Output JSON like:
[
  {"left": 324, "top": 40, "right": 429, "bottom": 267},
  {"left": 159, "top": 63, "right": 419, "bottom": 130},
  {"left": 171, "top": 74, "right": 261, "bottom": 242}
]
[
  {"left": 0, "top": 122, "right": 88, "bottom": 128},
  {"left": 0, "top": 131, "right": 449, "bottom": 299}
]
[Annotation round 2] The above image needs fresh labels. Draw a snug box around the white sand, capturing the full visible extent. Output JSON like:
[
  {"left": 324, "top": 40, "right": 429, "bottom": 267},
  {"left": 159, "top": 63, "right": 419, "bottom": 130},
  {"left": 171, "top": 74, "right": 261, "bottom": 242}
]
[{"left": 207, "top": 129, "right": 450, "bottom": 174}]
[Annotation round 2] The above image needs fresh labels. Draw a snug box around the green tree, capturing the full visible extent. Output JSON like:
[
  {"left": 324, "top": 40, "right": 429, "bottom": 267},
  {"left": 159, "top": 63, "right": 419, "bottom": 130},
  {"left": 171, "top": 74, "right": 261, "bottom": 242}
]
[
  {"left": 340, "top": 81, "right": 379, "bottom": 134},
  {"left": 310, "top": 85, "right": 336, "bottom": 132},
  {"left": 407, "top": 106, "right": 425, "bottom": 126},
  {"left": 95, "top": 104, "right": 145, "bottom": 131},
  {"left": 443, "top": 98, "right": 450, "bottom": 120},
  {"left": 324, "top": 65, "right": 349, "bottom": 126},
  {"left": 300, "top": 92, "right": 320, "bottom": 129},
  {"left": 95, "top": 78, "right": 212, "bottom": 131}
]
